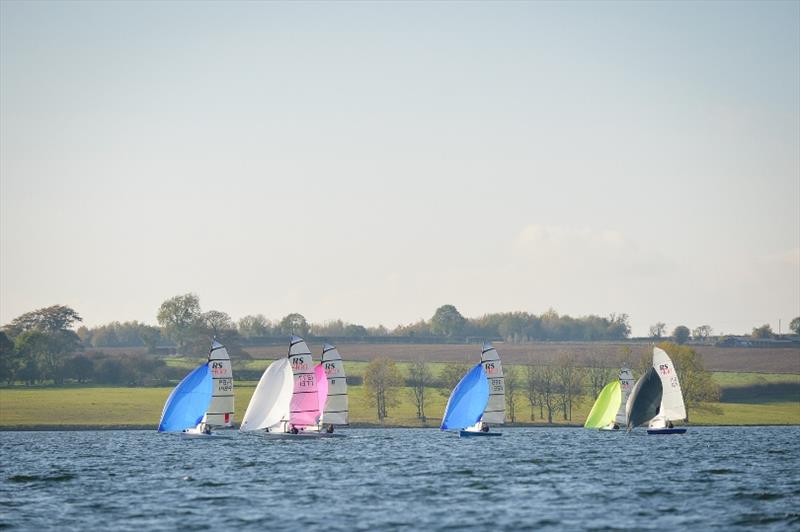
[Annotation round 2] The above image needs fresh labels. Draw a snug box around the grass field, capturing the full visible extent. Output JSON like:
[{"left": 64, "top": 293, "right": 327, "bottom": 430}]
[{"left": 1, "top": 370, "right": 798, "bottom": 428}]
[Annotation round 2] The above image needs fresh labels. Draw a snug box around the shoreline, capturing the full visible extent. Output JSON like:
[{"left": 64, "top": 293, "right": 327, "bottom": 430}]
[{"left": 2, "top": 422, "right": 798, "bottom": 431}]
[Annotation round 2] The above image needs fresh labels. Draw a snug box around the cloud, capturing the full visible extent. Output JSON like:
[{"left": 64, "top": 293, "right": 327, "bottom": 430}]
[{"left": 513, "top": 223, "right": 673, "bottom": 277}]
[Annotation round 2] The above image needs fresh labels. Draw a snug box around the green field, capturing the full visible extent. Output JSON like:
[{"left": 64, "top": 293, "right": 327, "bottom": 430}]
[{"left": 1, "top": 369, "right": 797, "bottom": 428}]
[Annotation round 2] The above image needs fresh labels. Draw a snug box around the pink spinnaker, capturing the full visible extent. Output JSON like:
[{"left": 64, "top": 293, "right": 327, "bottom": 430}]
[
  {"left": 289, "top": 365, "right": 320, "bottom": 427},
  {"left": 315, "top": 363, "right": 329, "bottom": 419}
]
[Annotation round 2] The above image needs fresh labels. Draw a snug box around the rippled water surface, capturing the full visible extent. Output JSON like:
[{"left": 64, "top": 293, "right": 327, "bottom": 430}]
[{"left": 1, "top": 427, "right": 799, "bottom": 530}]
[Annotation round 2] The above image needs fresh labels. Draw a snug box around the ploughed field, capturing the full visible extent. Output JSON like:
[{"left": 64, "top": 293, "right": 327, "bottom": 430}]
[{"left": 220, "top": 341, "right": 800, "bottom": 373}]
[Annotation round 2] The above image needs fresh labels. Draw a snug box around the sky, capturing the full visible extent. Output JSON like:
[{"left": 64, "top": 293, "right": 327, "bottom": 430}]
[{"left": 1, "top": 1, "right": 798, "bottom": 336}]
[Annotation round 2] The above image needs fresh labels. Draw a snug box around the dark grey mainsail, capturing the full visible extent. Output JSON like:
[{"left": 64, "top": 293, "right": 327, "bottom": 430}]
[{"left": 625, "top": 367, "right": 663, "bottom": 431}]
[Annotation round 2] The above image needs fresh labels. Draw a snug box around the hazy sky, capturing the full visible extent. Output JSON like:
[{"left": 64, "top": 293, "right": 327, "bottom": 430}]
[{"left": 1, "top": 1, "right": 798, "bottom": 336}]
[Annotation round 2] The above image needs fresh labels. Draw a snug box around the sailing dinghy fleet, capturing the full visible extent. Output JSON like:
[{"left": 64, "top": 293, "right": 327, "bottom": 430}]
[
  {"left": 160, "top": 338, "right": 690, "bottom": 439},
  {"left": 585, "top": 346, "right": 689, "bottom": 435}
]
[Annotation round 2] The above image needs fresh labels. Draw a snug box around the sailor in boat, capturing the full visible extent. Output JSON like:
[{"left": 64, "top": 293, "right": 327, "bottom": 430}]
[
  {"left": 326, "top": 424, "right": 334, "bottom": 434},
  {"left": 480, "top": 422, "right": 489, "bottom": 433},
  {"left": 290, "top": 425, "right": 299, "bottom": 435}
]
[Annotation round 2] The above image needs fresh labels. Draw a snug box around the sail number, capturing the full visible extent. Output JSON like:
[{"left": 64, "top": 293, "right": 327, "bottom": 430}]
[
  {"left": 490, "top": 378, "right": 503, "bottom": 392},
  {"left": 211, "top": 361, "right": 228, "bottom": 377},
  {"left": 298, "top": 374, "right": 316, "bottom": 387}
]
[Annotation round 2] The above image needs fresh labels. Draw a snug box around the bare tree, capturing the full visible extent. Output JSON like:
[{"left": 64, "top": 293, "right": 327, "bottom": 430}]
[
  {"left": 505, "top": 365, "right": 519, "bottom": 423},
  {"left": 364, "top": 358, "right": 403, "bottom": 421},
  {"left": 408, "top": 358, "right": 433, "bottom": 421},
  {"left": 535, "top": 365, "right": 558, "bottom": 424},
  {"left": 555, "top": 354, "right": 584, "bottom": 421},
  {"left": 525, "top": 362, "right": 539, "bottom": 421},
  {"left": 649, "top": 322, "right": 667, "bottom": 339},
  {"left": 438, "top": 361, "right": 471, "bottom": 397},
  {"left": 585, "top": 358, "right": 614, "bottom": 400}
]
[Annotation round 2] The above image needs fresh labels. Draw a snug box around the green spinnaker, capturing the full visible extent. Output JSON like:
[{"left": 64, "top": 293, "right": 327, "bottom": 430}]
[{"left": 584, "top": 380, "right": 621, "bottom": 429}]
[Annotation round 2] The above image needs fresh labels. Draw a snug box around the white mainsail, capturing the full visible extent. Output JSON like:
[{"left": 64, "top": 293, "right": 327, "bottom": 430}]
[
  {"left": 239, "top": 358, "right": 293, "bottom": 432},
  {"left": 614, "top": 367, "right": 635, "bottom": 426},
  {"left": 479, "top": 342, "right": 505, "bottom": 424},
  {"left": 204, "top": 340, "right": 234, "bottom": 427},
  {"left": 320, "top": 344, "right": 348, "bottom": 425},
  {"left": 651, "top": 347, "right": 687, "bottom": 424}
]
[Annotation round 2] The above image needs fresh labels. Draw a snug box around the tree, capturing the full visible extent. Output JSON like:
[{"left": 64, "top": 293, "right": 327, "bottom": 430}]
[
  {"left": 555, "top": 354, "right": 583, "bottom": 421},
  {"left": 408, "top": 358, "right": 433, "bottom": 421},
  {"left": 202, "top": 310, "right": 235, "bottom": 335},
  {"left": 438, "top": 362, "right": 471, "bottom": 397},
  {"left": 13, "top": 329, "right": 79, "bottom": 384},
  {"left": 524, "top": 363, "right": 537, "bottom": 421},
  {"left": 657, "top": 342, "right": 720, "bottom": 421},
  {"left": 238, "top": 314, "right": 271, "bottom": 338},
  {"left": 138, "top": 325, "right": 161, "bottom": 354},
  {"left": 649, "top": 322, "right": 666, "bottom": 339},
  {"left": 4, "top": 304, "right": 82, "bottom": 337},
  {"left": 751, "top": 324, "right": 773, "bottom": 339},
  {"left": 0, "top": 331, "right": 21, "bottom": 384},
  {"left": 67, "top": 355, "right": 94, "bottom": 383},
  {"left": 278, "top": 313, "right": 309, "bottom": 337},
  {"left": 364, "top": 358, "right": 403, "bottom": 421},
  {"left": 505, "top": 366, "right": 519, "bottom": 423},
  {"left": 672, "top": 325, "right": 691, "bottom": 345},
  {"left": 585, "top": 359, "right": 614, "bottom": 400},
  {"left": 430, "top": 305, "right": 466, "bottom": 337},
  {"left": 790, "top": 317, "right": 800, "bottom": 335},
  {"left": 535, "top": 365, "right": 558, "bottom": 424},
  {"left": 692, "top": 325, "right": 713, "bottom": 342},
  {"left": 157, "top": 294, "right": 202, "bottom": 351}
]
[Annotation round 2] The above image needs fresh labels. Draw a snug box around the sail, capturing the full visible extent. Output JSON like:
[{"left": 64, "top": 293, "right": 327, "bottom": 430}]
[
  {"left": 158, "top": 364, "right": 212, "bottom": 432},
  {"left": 441, "top": 363, "right": 490, "bottom": 430},
  {"left": 584, "top": 381, "right": 621, "bottom": 429},
  {"left": 240, "top": 358, "right": 293, "bottom": 432},
  {"left": 652, "top": 347, "right": 687, "bottom": 421},
  {"left": 480, "top": 342, "right": 505, "bottom": 424},
  {"left": 315, "top": 363, "right": 329, "bottom": 417},
  {"left": 204, "top": 340, "right": 235, "bottom": 427},
  {"left": 288, "top": 335, "right": 320, "bottom": 427},
  {"left": 626, "top": 366, "right": 663, "bottom": 430},
  {"left": 320, "top": 343, "right": 348, "bottom": 425},
  {"left": 614, "top": 368, "right": 635, "bottom": 425}
]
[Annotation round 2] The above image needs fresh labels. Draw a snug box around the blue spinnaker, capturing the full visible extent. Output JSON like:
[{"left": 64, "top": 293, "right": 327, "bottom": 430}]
[
  {"left": 158, "top": 364, "right": 213, "bottom": 432},
  {"left": 440, "top": 363, "right": 490, "bottom": 430}
]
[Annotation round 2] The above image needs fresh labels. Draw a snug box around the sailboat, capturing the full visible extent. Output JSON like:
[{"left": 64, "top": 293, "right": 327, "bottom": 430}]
[
  {"left": 625, "top": 366, "right": 663, "bottom": 431},
  {"left": 584, "top": 380, "right": 621, "bottom": 430},
  {"left": 457, "top": 342, "right": 505, "bottom": 437},
  {"left": 240, "top": 336, "right": 330, "bottom": 438},
  {"left": 440, "top": 362, "right": 490, "bottom": 436},
  {"left": 647, "top": 347, "right": 687, "bottom": 435},
  {"left": 319, "top": 343, "right": 349, "bottom": 431},
  {"left": 158, "top": 340, "right": 234, "bottom": 438},
  {"left": 586, "top": 367, "right": 634, "bottom": 431}
]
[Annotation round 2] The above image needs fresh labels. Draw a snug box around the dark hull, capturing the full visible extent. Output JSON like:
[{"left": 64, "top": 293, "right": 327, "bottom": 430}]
[
  {"left": 647, "top": 428, "right": 687, "bottom": 435},
  {"left": 459, "top": 430, "right": 502, "bottom": 437}
]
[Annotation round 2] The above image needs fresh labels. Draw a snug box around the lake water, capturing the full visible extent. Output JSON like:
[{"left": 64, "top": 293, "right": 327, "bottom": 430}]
[{"left": 1, "top": 427, "right": 799, "bottom": 530}]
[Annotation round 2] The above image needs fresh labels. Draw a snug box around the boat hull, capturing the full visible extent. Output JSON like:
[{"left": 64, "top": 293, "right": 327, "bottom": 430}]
[
  {"left": 180, "top": 431, "right": 226, "bottom": 439},
  {"left": 647, "top": 428, "right": 687, "bottom": 435},
  {"left": 259, "top": 431, "right": 341, "bottom": 439},
  {"left": 459, "top": 430, "right": 502, "bottom": 437}
]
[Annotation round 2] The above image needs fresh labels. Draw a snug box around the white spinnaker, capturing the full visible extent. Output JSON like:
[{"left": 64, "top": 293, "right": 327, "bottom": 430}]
[
  {"left": 652, "top": 347, "right": 687, "bottom": 421},
  {"left": 204, "top": 340, "right": 234, "bottom": 427},
  {"left": 288, "top": 335, "right": 320, "bottom": 427},
  {"left": 239, "top": 358, "right": 293, "bottom": 432},
  {"left": 321, "top": 344, "right": 348, "bottom": 425},
  {"left": 614, "top": 367, "right": 635, "bottom": 425},
  {"left": 480, "top": 342, "right": 505, "bottom": 424}
]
